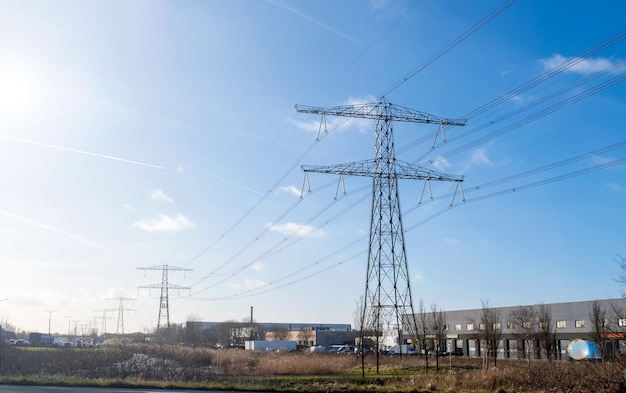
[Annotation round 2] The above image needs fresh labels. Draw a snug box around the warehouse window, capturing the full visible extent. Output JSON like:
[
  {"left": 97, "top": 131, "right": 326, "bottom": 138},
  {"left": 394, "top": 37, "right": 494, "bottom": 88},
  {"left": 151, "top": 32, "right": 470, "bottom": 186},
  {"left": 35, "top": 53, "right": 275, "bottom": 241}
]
[
  {"left": 618, "top": 318, "right": 626, "bottom": 327},
  {"left": 575, "top": 320, "right": 585, "bottom": 328},
  {"left": 466, "top": 323, "right": 474, "bottom": 331},
  {"left": 556, "top": 320, "right": 566, "bottom": 329},
  {"left": 454, "top": 324, "right": 461, "bottom": 331}
]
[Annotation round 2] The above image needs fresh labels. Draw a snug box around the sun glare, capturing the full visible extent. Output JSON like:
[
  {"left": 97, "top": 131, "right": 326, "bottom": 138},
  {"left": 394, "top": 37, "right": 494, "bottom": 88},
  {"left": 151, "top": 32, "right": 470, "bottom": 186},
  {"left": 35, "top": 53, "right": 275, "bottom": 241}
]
[{"left": 0, "top": 65, "right": 40, "bottom": 117}]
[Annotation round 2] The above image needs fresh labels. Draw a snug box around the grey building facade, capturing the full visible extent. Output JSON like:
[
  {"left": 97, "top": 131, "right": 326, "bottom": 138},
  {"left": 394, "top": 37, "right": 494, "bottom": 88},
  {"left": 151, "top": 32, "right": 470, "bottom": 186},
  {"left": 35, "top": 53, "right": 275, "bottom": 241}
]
[{"left": 409, "top": 298, "right": 626, "bottom": 359}]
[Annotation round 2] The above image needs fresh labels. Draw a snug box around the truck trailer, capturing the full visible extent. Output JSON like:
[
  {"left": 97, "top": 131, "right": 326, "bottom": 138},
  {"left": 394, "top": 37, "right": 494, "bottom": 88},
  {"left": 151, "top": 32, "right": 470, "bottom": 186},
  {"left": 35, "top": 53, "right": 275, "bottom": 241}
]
[{"left": 244, "top": 340, "right": 297, "bottom": 352}]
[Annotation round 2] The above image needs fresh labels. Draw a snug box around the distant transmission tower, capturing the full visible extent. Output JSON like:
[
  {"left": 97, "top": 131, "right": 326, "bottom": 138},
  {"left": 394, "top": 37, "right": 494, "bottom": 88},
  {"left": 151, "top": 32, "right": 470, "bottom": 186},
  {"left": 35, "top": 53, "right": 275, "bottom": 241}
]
[
  {"left": 296, "top": 98, "right": 466, "bottom": 365},
  {"left": 107, "top": 297, "right": 135, "bottom": 336},
  {"left": 95, "top": 308, "right": 116, "bottom": 335},
  {"left": 138, "top": 264, "right": 192, "bottom": 330}
]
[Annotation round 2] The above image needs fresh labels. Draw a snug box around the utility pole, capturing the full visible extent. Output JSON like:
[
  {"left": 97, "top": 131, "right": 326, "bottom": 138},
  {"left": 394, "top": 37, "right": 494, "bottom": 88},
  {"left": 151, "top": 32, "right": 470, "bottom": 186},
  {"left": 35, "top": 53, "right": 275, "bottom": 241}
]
[
  {"left": 137, "top": 264, "right": 192, "bottom": 330},
  {"left": 44, "top": 310, "right": 56, "bottom": 335},
  {"left": 108, "top": 297, "right": 135, "bottom": 336},
  {"left": 296, "top": 98, "right": 466, "bottom": 372}
]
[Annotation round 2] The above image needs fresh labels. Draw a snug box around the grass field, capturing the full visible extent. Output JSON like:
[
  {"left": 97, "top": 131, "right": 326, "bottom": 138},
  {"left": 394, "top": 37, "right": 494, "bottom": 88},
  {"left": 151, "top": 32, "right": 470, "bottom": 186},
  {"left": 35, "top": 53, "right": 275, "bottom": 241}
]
[{"left": 1, "top": 344, "right": 626, "bottom": 392}]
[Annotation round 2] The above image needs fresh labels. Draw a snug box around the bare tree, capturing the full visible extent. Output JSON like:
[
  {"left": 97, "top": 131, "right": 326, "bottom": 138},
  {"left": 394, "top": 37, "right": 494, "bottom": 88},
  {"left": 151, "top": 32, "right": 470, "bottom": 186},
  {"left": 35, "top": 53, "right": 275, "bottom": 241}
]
[
  {"left": 430, "top": 303, "right": 447, "bottom": 371},
  {"left": 214, "top": 320, "right": 239, "bottom": 348},
  {"left": 184, "top": 314, "right": 202, "bottom": 347},
  {"left": 589, "top": 300, "right": 609, "bottom": 359},
  {"left": 271, "top": 325, "right": 290, "bottom": 341},
  {"left": 614, "top": 254, "right": 626, "bottom": 292},
  {"left": 353, "top": 296, "right": 364, "bottom": 333},
  {"left": 536, "top": 303, "right": 555, "bottom": 361},
  {"left": 416, "top": 299, "right": 430, "bottom": 371},
  {"left": 479, "top": 300, "right": 502, "bottom": 367},
  {"left": 509, "top": 305, "right": 537, "bottom": 361},
  {"left": 612, "top": 255, "right": 626, "bottom": 332},
  {"left": 297, "top": 327, "right": 314, "bottom": 346}
]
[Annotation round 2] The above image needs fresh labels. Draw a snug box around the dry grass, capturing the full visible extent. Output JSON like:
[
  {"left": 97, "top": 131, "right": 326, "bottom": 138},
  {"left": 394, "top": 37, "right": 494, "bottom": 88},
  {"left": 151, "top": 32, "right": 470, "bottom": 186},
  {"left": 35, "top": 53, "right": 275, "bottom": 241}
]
[{"left": 2, "top": 344, "right": 626, "bottom": 392}]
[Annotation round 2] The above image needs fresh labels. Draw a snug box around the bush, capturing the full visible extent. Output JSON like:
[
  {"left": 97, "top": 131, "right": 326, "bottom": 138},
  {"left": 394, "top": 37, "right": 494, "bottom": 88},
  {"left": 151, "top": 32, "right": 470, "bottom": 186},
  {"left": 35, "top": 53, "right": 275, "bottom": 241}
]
[{"left": 2, "top": 345, "right": 626, "bottom": 392}]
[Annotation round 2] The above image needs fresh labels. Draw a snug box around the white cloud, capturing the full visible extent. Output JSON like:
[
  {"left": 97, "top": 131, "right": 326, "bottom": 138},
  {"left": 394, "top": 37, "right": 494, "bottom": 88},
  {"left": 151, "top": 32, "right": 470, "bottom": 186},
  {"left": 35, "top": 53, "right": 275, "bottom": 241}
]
[
  {"left": 540, "top": 54, "right": 622, "bottom": 75},
  {"left": 0, "top": 209, "right": 111, "bottom": 252},
  {"left": 471, "top": 147, "right": 493, "bottom": 166},
  {"left": 131, "top": 214, "right": 195, "bottom": 232},
  {"left": 277, "top": 185, "right": 301, "bottom": 197},
  {"left": 149, "top": 189, "right": 173, "bottom": 203},
  {"left": 444, "top": 237, "right": 460, "bottom": 246},
  {"left": 369, "top": 0, "right": 388, "bottom": 10},
  {"left": 509, "top": 94, "right": 526, "bottom": 106},
  {"left": 293, "top": 95, "right": 378, "bottom": 134},
  {"left": 605, "top": 182, "right": 624, "bottom": 192},
  {"left": 431, "top": 156, "right": 451, "bottom": 171},
  {"left": 122, "top": 203, "right": 137, "bottom": 211},
  {"left": 243, "top": 278, "right": 267, "bottom": 289},
  {"left": 267, "top": 222, "right": 326, "bottom": 238},
  {"left": 251, "top": 261, "right": 265, "bottom": 271}
]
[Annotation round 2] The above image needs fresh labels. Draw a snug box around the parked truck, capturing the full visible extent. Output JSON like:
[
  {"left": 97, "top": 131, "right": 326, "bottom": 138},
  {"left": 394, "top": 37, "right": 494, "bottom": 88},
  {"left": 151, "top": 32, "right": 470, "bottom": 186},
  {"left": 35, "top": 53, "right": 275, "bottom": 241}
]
[
  {"left": 244, "top": 340, "right": 297, "bottom": 352},
  {"left": 28, "top": 332, "right": 54, "bottom": 347}
]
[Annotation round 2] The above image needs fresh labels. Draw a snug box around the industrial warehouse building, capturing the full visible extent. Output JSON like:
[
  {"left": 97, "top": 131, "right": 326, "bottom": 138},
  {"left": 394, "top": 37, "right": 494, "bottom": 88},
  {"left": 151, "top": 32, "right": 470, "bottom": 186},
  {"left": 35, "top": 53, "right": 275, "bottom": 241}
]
[
  {"left": 186, "top": 321, "right": 355, "bottom": 348},
  {"left": 409, "top": 298, "right": 626, "bottom": 359},
  {"left": 185, "top": 298, "right": 626, "bottom": 358}
]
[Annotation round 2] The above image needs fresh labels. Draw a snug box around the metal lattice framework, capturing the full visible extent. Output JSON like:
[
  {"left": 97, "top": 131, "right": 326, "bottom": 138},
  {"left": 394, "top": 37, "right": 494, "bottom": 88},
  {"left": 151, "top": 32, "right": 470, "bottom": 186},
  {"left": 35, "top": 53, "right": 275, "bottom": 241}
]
[
  {"left": 296, "top": 98, "right": 465, "bottom": 363},
  {"left": 138, "top": 264, "right": 192, "bottom": 330}
]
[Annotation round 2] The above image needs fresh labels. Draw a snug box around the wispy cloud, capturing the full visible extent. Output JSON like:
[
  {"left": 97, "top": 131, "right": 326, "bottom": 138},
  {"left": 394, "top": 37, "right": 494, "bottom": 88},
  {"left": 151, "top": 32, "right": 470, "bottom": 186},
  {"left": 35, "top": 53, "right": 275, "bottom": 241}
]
[
  {"left": 369, "top": 0, "right": 389, "bottom": 11},
  {"left": 277, "top": 185, "right": 301, "bottom": 197},
  {"left": 540, "top": 54, "right": 623, "bottom": 75},
  {"left": 471, "top": 147, "right": 493, "bottom": 166},
  {"left": 149, "top": 189, "right": 173, "bottom": 203},
  {"left": 251, "top": 261, "right": 265, "bottom": 271},
  {"left": 131, "top": 214, "right": 195, "bottom": 232},
  {"left": 266, "top": 0, "right": 363, "bottom": 46},
  {"left": 605, "top": 182, "right": 624, "bottom": 192},
  {"left": 0, "top": 133, "right": 167, "bottom": 169},
  {"left": 243, "top": 278, "right": 267, "bottom": 289},
  {"left": 267, "top": 222, "right": 326, "bottom": 238},
  {"left": 292, "top": 95, "right": 377, "bottom": 134},
  {"left": 444, "top": 237, "right": 460, "bottom": 246},
  {"left": 203, "top": 170, "right": 265, "bottom": 196},
  {"left": 0, "top": 209, "right": 111, "bottom": 251},
  {"left": 431, "top": 156, "right": 451, "bottom": 171}
]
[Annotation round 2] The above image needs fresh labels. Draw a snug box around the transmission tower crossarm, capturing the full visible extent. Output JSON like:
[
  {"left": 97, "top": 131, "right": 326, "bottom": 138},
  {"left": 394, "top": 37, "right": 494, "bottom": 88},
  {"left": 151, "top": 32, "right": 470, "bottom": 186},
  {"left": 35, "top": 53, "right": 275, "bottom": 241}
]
[
  {"left": 138, "top": 283, "right": 190, "bottom": 290},
  {"left": 302, "top": 160, "right": 464, "bottom": 182},
  {"left": 295, "top": 100, "right": 467, "bottom": 126},
  {"left": 137, "top": 264, "right": 193, "bottom": 272}
]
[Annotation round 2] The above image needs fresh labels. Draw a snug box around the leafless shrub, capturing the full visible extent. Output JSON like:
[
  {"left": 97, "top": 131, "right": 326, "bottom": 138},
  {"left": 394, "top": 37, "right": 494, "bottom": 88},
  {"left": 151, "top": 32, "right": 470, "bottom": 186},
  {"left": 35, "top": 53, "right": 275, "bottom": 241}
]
[{"left": 2, "top": 344, "right": 626, "bottom": 392}]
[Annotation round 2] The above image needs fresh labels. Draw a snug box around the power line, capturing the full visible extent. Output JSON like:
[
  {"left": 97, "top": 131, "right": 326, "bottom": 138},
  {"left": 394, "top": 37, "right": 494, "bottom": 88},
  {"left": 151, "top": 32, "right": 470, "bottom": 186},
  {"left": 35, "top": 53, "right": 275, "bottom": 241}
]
[
  {"left": 179, "top": 0, "right": 513, "bottom": 274},
  {"left": 197, "top": 141, "right": 626, "bottom": 301},
  {"left": 377, "top": 0, "right": 517, "bottom": 98}
]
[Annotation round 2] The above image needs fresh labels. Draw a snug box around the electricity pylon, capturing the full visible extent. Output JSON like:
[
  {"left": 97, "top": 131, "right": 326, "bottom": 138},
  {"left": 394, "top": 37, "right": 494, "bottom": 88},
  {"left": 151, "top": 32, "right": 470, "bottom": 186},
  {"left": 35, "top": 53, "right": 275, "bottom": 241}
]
[
  {"left": 138, "top": 264, "right": 192, "bottom": 330},
  {"left": 296, "top": 98, "right": 466, "bottom": 368},
  {"left": 107, "top": 297, "right": 135, "bottom": 335},
  {"left": 95, "top": 308, "right": 116, "bottom": 335}
]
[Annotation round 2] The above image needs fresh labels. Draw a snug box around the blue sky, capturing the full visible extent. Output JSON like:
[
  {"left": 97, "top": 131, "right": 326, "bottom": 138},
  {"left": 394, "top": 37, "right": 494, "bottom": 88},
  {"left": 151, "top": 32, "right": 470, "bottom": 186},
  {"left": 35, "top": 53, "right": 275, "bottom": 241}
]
[{"left": 0, "top": 0, "right": 625, "bottom": 335}]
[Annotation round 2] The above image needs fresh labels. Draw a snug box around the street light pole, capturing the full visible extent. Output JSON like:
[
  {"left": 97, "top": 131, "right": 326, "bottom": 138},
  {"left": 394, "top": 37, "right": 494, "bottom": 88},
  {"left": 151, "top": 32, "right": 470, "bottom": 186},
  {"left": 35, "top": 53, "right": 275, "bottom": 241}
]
[{"left": 45, "top": 310, "right": 56, "bottom": 335}]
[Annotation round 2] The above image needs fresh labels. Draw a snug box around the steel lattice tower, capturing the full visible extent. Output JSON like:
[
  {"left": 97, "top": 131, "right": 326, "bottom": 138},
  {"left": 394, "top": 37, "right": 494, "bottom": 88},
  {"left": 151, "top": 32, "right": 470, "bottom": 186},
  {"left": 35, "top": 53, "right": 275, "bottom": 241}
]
[
  {"left": 138, "top": 264, "right": 192, "bottom": 330},
  {"left": 296, "top": 98, "right": 466, "bottom": 361},
  {"left": 107, "top": 297, "right": 135, "bottom": 335}
]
